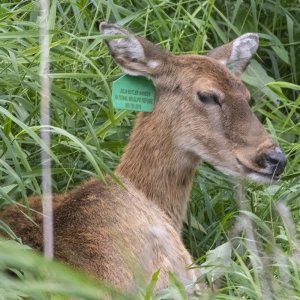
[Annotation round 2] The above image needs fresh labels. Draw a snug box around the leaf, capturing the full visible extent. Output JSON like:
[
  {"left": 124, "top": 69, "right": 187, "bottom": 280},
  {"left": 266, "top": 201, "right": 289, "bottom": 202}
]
[
  {"left": 168, "top": 272, "right": 188, "bottom": 300},
  {"left": 267, "top": 81, "right": 300, "bottom": 91},
  {"left": 199, "top": 242, "right": 232, "bottom": 283},
  {"left": 144, "top": 269, "right": 160, "bottom": 300},
  {"left": 0, "top": 220, "right": 22, "bottom": 242}
]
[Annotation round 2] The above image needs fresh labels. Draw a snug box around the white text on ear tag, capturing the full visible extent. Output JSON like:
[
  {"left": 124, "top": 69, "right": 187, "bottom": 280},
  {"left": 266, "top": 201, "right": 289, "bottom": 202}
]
[{"left": 112, "top": 75, "right": 155, "bottom": 112}]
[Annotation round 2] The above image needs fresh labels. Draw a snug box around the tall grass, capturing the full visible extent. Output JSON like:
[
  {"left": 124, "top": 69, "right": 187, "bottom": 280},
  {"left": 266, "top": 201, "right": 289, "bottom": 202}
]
[{"left": 0, "top": 0, "right": 299, "bottom": 299}]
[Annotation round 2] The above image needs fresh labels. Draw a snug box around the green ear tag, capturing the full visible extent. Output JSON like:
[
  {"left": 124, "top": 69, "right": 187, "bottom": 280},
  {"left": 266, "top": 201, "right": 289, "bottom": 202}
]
[{"left": 112, "top": 75, "right": 155, "bottom": 112}]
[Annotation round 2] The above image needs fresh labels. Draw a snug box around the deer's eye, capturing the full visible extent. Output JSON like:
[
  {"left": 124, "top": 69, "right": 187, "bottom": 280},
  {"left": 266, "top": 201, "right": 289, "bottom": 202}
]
[{"left": 197, "top": 92, "right": 221, "bottom": 106}]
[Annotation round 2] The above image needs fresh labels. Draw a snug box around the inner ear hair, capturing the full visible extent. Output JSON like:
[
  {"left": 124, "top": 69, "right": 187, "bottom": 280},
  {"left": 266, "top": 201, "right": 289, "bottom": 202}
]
[
  {"left": 100, "top": 22, "right": 166, "bottom": 77},
  {"left": 230, "top": 33, "right": 259, "bottom": 75},
  {"left": 100, "top": 23, "right": 145, "bottom": 62},
  {"left": 207, "top": 33, "right": 259, "bottom": 76}
]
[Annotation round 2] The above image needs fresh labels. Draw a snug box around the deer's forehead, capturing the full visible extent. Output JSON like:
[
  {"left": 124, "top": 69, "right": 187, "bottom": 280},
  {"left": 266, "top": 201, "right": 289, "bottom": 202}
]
[
  {"left": 169, "top": 55, "right": 249, "bottom": 98},
  {"left": 172, "top": 55, "right": 233, "bottom": 82},
  {"left": 173, "top": 54, "right": 227, "bottom": 71}
]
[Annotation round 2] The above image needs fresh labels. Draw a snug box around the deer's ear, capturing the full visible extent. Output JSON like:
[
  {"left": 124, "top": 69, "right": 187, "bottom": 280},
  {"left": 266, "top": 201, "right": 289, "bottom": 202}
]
[
  {"left": 100, "top": 22, "right": 166, "bottom": 77},
  {"left": 208, "top": 33, "right": 259, "bottom": 76}
]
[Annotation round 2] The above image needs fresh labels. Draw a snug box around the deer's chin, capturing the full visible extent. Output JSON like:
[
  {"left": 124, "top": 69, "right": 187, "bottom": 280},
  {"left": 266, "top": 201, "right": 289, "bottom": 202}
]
[
  {"left": 214, "top": 165, "right": 242, "bottom": 178},
  {"left": 235, "top": 158, "right": 280, "bottom": 184},
  {"left": 246, "top": 171, "right": 280, "bottom": 184},
  {"left": 215, "top": 166, "right": 279, "bottom": 184}
]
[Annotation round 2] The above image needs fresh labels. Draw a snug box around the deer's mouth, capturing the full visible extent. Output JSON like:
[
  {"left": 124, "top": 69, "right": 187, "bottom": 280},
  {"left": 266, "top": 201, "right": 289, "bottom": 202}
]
[{"left": 236, "top": 158, "right": 280, "bottom": 183}]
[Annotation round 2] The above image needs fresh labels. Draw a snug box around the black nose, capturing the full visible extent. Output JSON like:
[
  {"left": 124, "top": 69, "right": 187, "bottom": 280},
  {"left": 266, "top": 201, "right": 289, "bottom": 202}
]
[{"left": 260, "top": 148, "right": 287, "bottom": 176}]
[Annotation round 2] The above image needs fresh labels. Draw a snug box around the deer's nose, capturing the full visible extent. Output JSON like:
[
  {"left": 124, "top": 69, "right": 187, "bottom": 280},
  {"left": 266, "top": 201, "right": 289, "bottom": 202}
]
[{"left": 258, "top": 148, "right": 287, "bottom": 176}]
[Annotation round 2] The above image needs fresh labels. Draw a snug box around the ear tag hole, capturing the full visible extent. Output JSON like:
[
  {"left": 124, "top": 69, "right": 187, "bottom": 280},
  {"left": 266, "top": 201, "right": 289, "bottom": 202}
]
[{"left": 112, "top": 75, "right": 155, "bottom": 112}]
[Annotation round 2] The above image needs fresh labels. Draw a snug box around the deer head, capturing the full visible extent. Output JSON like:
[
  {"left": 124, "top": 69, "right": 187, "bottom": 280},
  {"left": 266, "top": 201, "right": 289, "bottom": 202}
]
[{"left": 100, "top": 23, "right": 286, "bottom": 183}]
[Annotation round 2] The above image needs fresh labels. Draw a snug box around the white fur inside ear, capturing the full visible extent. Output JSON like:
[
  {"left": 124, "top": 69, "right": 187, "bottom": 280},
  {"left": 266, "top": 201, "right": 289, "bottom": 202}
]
[
  {"left": 147, "top": 60, "right": 161, "bottom": 69},
  {"left": 230, "top": 33, "right": 259, "bottom": 62},
  {"left": 111, "top": 36, "right": 145, "bottom": 61},
  {"left": 100, "top": 26, "right": 128, "bottom": 37},
  {"left": 100, "top": 23, "right": 146, "bottom": 62},
  {"left": 218, "top": 59, "right": 227, "bottom": 66}
]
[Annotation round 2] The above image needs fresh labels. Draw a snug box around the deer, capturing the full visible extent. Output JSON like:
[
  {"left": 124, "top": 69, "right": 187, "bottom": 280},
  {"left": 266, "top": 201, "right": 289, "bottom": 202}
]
[{"left": 0, "top": 22, "right": 286, "bottom": 297}]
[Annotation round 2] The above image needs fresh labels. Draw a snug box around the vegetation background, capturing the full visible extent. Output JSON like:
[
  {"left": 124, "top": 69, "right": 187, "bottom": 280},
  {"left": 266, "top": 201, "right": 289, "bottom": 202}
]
[{"left": 0, "top": 0, "right": 299, "bottom": 299}]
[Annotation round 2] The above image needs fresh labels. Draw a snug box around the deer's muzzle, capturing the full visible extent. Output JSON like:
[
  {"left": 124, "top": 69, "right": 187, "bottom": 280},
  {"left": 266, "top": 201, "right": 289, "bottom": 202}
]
[{"left": 256, "top": 147, "right": 287, "bottom": 177}]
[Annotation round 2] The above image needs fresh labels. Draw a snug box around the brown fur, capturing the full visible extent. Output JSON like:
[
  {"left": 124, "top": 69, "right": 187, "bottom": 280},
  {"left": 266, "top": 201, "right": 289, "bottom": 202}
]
[{"left": 0, "top": 24, "right": 286, "bottom": 296}]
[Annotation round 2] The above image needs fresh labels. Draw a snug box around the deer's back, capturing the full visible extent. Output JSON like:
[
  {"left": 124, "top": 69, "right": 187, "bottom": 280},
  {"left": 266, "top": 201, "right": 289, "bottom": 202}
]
[{"left": 0, "top": 177, "right": 196, "bottom": 293}]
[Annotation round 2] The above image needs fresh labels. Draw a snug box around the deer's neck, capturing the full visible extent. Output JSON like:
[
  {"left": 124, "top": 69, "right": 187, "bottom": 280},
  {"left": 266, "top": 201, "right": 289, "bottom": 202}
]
[{"left": 115, "top": 112, "right": 199, "bottom": 232}]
